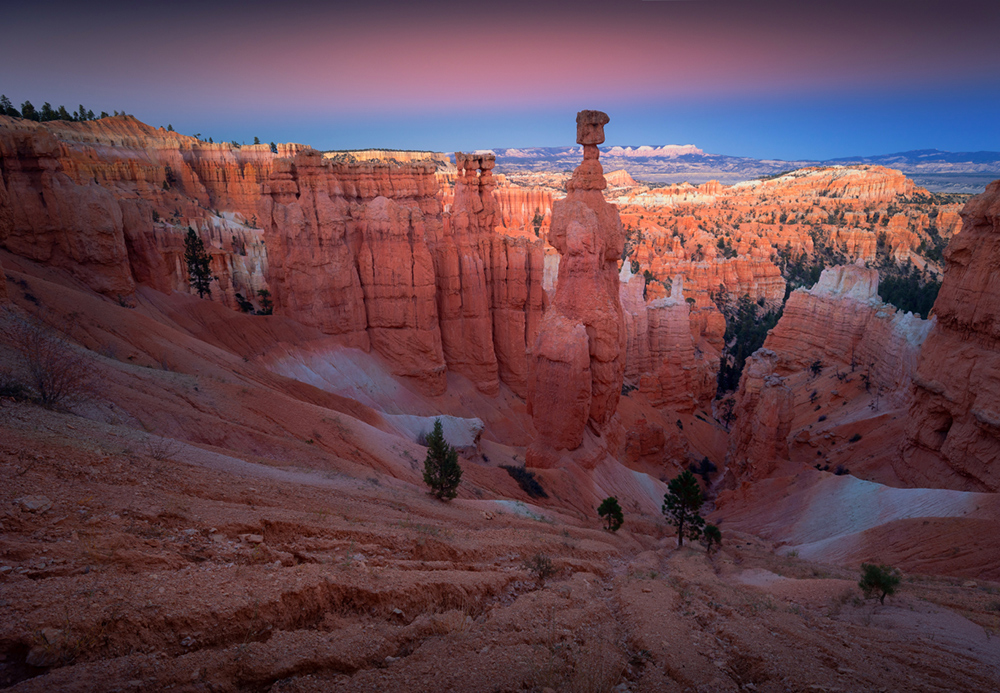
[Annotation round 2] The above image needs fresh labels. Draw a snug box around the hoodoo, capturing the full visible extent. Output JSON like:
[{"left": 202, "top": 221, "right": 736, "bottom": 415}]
[{"left": 527, "top": 110, "right": 627, "bottom": 466}]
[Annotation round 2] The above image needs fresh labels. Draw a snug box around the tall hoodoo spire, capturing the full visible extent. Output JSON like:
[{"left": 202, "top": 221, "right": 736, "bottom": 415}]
[{"left": 527, "top": 110, "right": 627, "bottom": 467}]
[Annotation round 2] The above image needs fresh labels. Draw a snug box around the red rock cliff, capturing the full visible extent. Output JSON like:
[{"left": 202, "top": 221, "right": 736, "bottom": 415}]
[{"left": 900, "top": 180, "right": 1000, "bottom": 491}]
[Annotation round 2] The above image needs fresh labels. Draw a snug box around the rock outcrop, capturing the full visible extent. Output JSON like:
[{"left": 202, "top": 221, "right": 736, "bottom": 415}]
[
  {"left": 725, "top": 264, "right": 934, "bottom": 486},
  {"left": 434, "top": 152, "right": 500, "bottom": 394},
  {"left": 763, "top": 263, "right": 932, "bottom": 406},
  {"left": 528, "top": 111, "right": 626, "bottom": 463},
  {"left": 724, "top": 349, "right": 795, "bottom": 484},
  {"left": 619, "top": 269, "right": 717, "bottom": 411},
  {"left": 900, "top": 180, "right": 1000, "bottom": 491}
]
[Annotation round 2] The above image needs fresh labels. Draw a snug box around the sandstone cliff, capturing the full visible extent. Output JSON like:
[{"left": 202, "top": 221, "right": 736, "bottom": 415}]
[
  {"left": 762, "top": 264, "right": 932, "bottom": 404},
  {"left": 619, "top": 269, "right": 717, "bottom": 411},
  {"left": 724, "top": 349, "right": 794, "bottom": 484},
  {"left": 726, "top": 264, "right": 933, "bottom": 486},
  {"left": 900, "top": 180, "right": 1000, "bottom": 491}
]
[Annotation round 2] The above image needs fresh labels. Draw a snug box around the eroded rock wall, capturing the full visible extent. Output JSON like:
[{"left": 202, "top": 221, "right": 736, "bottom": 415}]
[{"left": 900, "top": 181, "right": 1000, "bottom": 490}]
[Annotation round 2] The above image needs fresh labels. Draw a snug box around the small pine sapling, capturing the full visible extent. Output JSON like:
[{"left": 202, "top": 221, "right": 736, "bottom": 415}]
[{"left": 422, "top": 419, "right": 462, "bottom": 501}]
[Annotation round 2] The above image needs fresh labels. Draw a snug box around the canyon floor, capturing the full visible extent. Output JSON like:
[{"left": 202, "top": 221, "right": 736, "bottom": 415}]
[{"left": 2, "top": 402, "right": 1000, "bottom": 692}]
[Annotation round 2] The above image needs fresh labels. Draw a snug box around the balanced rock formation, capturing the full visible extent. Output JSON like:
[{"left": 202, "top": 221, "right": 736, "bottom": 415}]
[
  {"left": 900, "top": 180, "right": 1000, "bottom": 491},
  {"left": 528, "top": 111, "right": 626, "bottom": 464}
]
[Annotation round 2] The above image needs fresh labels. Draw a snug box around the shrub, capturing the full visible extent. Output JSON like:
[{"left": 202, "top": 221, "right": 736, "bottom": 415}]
[
  {"left": 662, "top": 470, "right": 706, "bottom": 548},
  {"left": 859, "top": 563, "right": 901, "bottom": 605},
  {"left": 597, "top": 496, "right": 624, "bottom": 532},
  {"left": 688, "top": 457, "right": 717, "bottom": 483},
  {"left": 422, "top": 419, "right": 462, "bottom": 501},
  {"left": 849, "top": 433, "right": 862, "bottom": 443},
  {"left": 501, "top": 465, "right": 548, "bottom": 499},
  {"left": 234, "top": 293, "right": 255, "bottom": 313},
  {"left": 523, "top": 553, "right": 556, "bottom": 583},
  {"left": 6, "top": 317, "right": 92, "bottom": 410}
]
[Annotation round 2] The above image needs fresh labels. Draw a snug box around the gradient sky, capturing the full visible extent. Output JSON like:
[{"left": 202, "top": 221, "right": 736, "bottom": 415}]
[{"left": 3, "top": 0, "right": 1000, "bottom": 158}]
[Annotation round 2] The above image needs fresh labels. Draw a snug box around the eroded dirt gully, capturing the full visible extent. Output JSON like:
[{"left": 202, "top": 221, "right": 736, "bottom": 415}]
[{"left": 2, "top": 405, "right": 999, "bottom": 693}]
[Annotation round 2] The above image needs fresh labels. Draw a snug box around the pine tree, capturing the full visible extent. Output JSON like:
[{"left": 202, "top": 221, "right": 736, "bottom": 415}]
[
  {"left": 256, "top": 289, "right": 273, "bottom": 315},
  {"left": 184, "top": 228, "right": 214, "bottom": 298},
  {"left": 597, "top": 496, "right": 624, "bottom": 532},
  {"left": 21, "top": 101, "right": 38, "bottom": 121},
  {"left": 422, "top": 419, "right": 462, "bottom": 501},
  {"left": 662, "top": 470, "right": 706, "bottom": 548},
  {"left": 703, "top": 524, "right": 722, "bottom": 554},
  {"left": 253, "top": 136, "right": 261, "bottom": 145}
]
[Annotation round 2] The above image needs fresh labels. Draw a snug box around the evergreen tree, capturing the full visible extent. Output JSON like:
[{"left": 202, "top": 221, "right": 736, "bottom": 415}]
[
  {"left": 167, "top": 124, "right": 174, "bottom": 132},
  {"left": 40, "top": 102, "right": 56, "bottom": 121},
  {"left": 703, "top": 524, "right": 722, "bottom": 554},
  {"left": 184, "top": 228, "right": 214, "bottom": 298},
  {"left": 597, "top": 496, "right": 624, "bottom": 532},
  {"left": 86, "top": 109, "right": 94, "bottom": 120},
  {"left": 256, "top": 289, "right": 273, "bottom": 315},
  {"left": 21, "top": 101, "right": 38, "bottom": 120},
  {"left": 0, "top": 95, "right": 18, "bottom": 117},
  {"left": 859, "top": 563, "right": 901, "bottom": 605},
  {"left": 100, "top": 111, "right": 109, "bottom": 119},
  {"left": 422, "top": 419, "right": 462, "bottom": 501},
  {"left": 662, "top": 470, "right": 706, "bottom": 548},
  {"left": 234, "top": 293, "right": 255, "bottom": 313},
  {"left": 270, "top": 141, "right": 278, "bottom": 154},
  {"left": 56, "top": 105, "right": 72, "bottom": 121},
  {"left": 253, "top": 136, "right": 260, "bottom": 145}
]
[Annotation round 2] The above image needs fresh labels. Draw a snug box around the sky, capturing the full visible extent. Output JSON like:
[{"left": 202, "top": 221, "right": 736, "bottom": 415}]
[{"left": 3, "top": 0, "right": 1000, "bottom": 159}]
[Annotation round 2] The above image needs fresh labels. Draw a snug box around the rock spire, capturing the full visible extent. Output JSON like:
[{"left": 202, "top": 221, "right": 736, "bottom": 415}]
[{"left": 527, "top": 110, "right": 626, "bottom": 466}]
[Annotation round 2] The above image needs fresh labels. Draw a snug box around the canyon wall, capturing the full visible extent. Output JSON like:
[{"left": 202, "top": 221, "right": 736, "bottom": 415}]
[
  {"left": 900, "top": 181, "right": 1000, "bottom": 491},
  {"left": 762, "top": 264, "right": 932, "bottom": 406},
  {"left": 619, "top": 268, "right": 717, "bottom": 411},
  {"left": 0, "top": 116, "right": 548, "bottom": 397},
  {"left": 0, "top": 115, "right": 297, "bottom": 307},
  {"left": 724, "top": 349, "right": 794, "bottom": 484},
  {"left": 726, "top": 264, "right": 933, "bottom": 485}
]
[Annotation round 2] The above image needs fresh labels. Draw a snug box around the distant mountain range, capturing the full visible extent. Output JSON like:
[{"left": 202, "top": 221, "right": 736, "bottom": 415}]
[{"left": 491, "top": 147, "right": 1000, "bottom": 193}]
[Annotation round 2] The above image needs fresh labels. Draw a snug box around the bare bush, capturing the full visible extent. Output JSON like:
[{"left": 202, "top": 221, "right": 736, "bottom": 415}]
[
  {"left": 6, "top": 317, "right": 93, "bottom": 410},
  {"left": 143, "top": 435, "right": 182, "bottom": 461}
]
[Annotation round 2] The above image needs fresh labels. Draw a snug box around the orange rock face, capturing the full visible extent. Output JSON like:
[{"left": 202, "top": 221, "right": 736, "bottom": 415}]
[
  {"left": 900, "top": 180, "right": 1000, "bottom": 491},
  {"left": 0, "top": 119, "right": 135, "bottom": 297},
  {"left": 725, "top": 264, "right": 935, "bottom": 486},
  {"left": 0, "top": 115, "right": 294, "bottom": 305},
  {"left": 528, "top": 111, "right": 626, "bottom": 461},
  {"left": 763, "top": 264, "right": 932, "bottom": 406},
  {"left": 619, "top": 269, "right": 717, "bottom": 411},
  {"left": 724, "top": 349, "right": 794, "bottom": 484}
]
